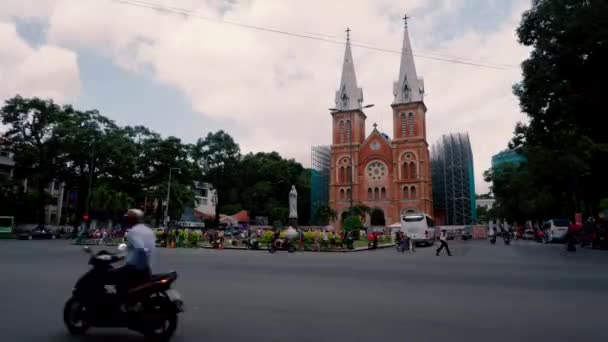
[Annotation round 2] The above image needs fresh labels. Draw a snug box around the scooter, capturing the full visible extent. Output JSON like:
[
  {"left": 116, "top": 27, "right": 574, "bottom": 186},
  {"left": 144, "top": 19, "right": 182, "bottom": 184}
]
[
  {"left": 63, "top": 244, "right": 184, "bottom": 340},
  {"left": 246, "top": 237, "right": 260, "bottom": 250},
  {"left": 269, "top": 238, "right": 296, "bottom": 253}
]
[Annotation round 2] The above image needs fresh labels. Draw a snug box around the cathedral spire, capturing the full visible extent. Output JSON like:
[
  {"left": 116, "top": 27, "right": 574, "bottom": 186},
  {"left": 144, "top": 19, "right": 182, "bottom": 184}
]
[
  {"left": 393, "top": 13, "right": 424, "bottom": 105},
  {"left": 335, "top": 27, "right": 364, "bottom": 111}
]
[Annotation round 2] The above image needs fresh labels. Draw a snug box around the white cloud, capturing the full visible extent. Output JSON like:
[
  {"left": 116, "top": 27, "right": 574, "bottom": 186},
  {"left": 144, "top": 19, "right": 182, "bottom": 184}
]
[
  {"left": 3, "top": 0, "right": 532, "bottom": 193},
  {"left": 0, "top": 20, "right": 80, "bottom": 103}
]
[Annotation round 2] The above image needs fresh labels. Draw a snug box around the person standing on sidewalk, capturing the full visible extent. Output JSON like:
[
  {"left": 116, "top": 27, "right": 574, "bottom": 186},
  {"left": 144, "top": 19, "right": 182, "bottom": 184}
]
[{"left": 436, "top": 230, "right": 452, "bottom": 256}]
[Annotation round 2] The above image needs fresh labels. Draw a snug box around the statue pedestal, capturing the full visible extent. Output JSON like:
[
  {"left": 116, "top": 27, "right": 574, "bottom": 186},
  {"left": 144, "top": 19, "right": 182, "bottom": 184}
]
[{"left": 288, "top": 217, "right": 298, "bottom": 228}]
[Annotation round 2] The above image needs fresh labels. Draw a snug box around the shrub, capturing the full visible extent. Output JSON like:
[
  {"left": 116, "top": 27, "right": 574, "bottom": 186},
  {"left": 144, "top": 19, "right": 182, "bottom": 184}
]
[
  {"left": 303, "top": 231, "right": 315, "bottom": 244},
  {"left": 343, "top": 216, "right": 363, "bottom": 232},
  {"left": 260, "top": 231, "right": 274, "bottom": 244}
]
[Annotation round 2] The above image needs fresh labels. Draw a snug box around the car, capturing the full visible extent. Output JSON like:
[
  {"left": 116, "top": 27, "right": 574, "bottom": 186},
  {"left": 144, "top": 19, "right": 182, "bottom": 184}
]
[{"left": 16, "top": 226, "right": 57, "bottom": 240}]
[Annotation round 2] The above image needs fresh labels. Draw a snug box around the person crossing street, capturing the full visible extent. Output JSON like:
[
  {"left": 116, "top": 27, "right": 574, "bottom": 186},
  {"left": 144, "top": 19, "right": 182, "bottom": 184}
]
[{"left": 436, "top": 230, "right": 452, "bottom": 256}]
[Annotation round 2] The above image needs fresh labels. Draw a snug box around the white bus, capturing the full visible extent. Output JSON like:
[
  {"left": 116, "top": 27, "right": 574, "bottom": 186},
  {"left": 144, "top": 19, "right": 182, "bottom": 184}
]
[{"left": 400, "top": 214, "right": 436, "bottom": 246}]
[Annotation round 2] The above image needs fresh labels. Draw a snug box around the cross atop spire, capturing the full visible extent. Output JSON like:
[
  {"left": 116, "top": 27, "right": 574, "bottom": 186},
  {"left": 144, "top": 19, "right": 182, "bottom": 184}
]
[
  {"left": 373, "top": 123, "right": 378, "bottom": 129},
  {"left": 334, "top": 28, "right": 364, "bottom": 111},
  {"left": 403, "top": 13, "right": 409, "bottom": 28}
]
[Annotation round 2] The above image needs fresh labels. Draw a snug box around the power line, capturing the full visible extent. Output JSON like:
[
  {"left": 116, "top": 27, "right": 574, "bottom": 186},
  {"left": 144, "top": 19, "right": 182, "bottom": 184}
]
[{"left": 110, "top": 0, "right": 516, "bottom": 70}]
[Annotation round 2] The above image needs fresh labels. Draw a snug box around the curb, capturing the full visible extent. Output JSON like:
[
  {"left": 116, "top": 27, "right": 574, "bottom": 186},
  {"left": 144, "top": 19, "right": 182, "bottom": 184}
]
[{"left": 195, "top": 243, "right": 396, "bottom": 253}]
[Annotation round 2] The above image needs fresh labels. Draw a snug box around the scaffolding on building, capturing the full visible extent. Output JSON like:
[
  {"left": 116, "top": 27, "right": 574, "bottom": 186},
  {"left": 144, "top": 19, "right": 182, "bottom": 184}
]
[
  {"left": 310, "top": 145, "right": 331, "bottom": 224},
  {"left": 431, "top": 133, "right": 477, "bottom": 225}
]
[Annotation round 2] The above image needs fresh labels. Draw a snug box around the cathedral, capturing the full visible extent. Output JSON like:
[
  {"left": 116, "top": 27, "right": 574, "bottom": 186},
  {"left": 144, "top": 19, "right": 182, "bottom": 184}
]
[{"left": 329, "top": 17, "right": 433, "bottom": 230}]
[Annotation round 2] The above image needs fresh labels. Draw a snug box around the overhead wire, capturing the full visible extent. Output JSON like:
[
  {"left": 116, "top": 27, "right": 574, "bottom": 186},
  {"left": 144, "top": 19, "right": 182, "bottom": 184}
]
[{"left": 110, "top": 0, "right": 517, "bottom": 70}]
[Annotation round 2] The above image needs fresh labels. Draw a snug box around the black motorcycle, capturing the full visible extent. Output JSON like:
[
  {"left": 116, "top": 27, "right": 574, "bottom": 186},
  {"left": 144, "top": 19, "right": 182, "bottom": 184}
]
[
  {"left": 269, "top": 238, "right": 296, "bottom": 253},
  {"left": 246, "top": 237, "right": 260, "bottom": 250},
  {"left": 63, "top": 246, "right": 184, "bottom": 340}
]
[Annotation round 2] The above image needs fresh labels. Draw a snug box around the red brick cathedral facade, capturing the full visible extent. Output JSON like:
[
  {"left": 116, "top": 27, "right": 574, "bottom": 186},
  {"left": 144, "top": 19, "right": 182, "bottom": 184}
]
[{"left": 329, "top": 19, "right": 433, "bottom": 230}]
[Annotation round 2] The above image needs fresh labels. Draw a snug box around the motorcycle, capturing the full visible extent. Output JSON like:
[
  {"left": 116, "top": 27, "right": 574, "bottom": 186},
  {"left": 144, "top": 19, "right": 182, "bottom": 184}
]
[
  {"left": 63, "top": 244, "right": 184, "bottom": 340},
  {"left": 246, "top": 237, "right": 260, "bottom": 250},
  {"left": 269, "top": 238, "right": 296, "bottom": 253}
]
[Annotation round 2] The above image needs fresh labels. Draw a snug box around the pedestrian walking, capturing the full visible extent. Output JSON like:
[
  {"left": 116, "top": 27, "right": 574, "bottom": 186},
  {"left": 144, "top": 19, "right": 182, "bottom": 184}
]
[
  {"left": 436, "top": 230, "right": 452, "bottom": 256},
  {"left": 409, "top": 233, "right": 416, "bottom": 253}
]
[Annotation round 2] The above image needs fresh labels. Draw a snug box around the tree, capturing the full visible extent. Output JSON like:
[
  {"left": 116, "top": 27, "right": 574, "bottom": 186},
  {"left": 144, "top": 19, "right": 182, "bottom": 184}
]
[
  {"left": 343, "top": 216, "right": 363, "bottom": 232},
  {"left": 0, "top": 96, "right": 70, "bottom": 224},
  {"left": 269, "top": 207, "right": 289, "bottom": 226},
  {"left": 91, "top": 184, "right": 133, "bottom": 224},
  {"left": 192, "top": 131, "right": 241, "bottom": 227},
  {"left": 313, "top": 205, "right": 337, "bottom": 225},
  {"left": 512, "top": 0, "right": 608, "bottom": 218}
]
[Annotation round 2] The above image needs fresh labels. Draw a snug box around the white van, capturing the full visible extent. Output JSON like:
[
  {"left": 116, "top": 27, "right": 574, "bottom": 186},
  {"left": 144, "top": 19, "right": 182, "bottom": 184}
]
[
  {"left": 543, "top": 218, "right": 570, "bottom": 242},
  {"left": 401, "top": 214, "right": 436, "bottom": 246}
]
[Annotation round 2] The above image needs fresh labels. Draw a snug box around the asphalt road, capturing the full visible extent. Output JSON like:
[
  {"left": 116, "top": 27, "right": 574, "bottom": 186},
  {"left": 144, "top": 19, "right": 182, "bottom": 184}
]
[{"left": 1, "top": 239, "right": 608, "bottom": 342}]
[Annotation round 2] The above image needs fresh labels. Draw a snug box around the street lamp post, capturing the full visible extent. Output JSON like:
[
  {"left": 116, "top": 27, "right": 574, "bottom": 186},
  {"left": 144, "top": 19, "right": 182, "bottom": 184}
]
[
  {"left": 164, "top": 167, "right": 181, "bottom": 225},
  {"left": 329, "top": 104, "right": 374, "bottom": 219}
]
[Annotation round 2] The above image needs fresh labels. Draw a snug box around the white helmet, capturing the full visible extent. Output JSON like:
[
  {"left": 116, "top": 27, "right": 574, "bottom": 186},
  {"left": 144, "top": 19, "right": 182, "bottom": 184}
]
[{"left": 127, "top": 208, "right": 144, "bottom": 222}]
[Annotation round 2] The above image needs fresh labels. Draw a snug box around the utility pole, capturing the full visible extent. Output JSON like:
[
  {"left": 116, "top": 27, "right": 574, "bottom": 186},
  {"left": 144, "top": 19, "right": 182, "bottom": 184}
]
[
  {"left": 164, "top": 167, "right": 180, "bottom": 225},
  {"left": 85, "top": 143, "right": 95, "bottom": 230}
]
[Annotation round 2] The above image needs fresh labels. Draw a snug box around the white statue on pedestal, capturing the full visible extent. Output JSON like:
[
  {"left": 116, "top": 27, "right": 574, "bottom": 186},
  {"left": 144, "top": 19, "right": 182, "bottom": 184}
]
[{"left": 288, "top": 185, "right": 298, "bottom": 219}]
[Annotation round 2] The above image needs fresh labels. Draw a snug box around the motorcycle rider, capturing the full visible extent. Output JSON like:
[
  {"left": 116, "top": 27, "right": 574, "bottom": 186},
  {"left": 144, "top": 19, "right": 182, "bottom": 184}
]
[{"left": 107, "top": 208, "right": 156, "bottom": 308}]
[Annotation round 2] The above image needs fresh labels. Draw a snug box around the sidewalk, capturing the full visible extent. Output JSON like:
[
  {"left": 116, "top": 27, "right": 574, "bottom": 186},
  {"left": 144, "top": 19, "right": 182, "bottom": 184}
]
[{"left": 196, "top": 242, "right": 395, "bottom": 252}]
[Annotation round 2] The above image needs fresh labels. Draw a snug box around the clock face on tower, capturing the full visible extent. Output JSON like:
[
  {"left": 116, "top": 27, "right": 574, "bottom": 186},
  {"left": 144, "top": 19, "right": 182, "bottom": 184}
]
[{"left": 371, "top": 141, "right": 380, "bottom": 151}]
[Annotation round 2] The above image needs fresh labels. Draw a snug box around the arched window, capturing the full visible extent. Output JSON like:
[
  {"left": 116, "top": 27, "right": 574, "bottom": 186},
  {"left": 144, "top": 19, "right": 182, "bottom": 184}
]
[
  {"left": 402, "top": 162, "right": 408, "bottom": 180},
  {"left": 339, "top": 121, "right": 345, "bottom": 143},
  {"left": 409, "top": 162, "right": 417, "bottom": 179},
  {"left": 346, "top": 188, "right": 351, "bottom": 200},
  {"left": 407, "top": 113, "right": 415, "bottom": 136},
  {"left": 400, "top": 113, "right": 407, "bottom": 137},
  {"left": 411, "top": 186, "right": 417, "bottom": 199},
  {"left": 374, "top": 188, "right": 380, "bottom": 200},
  {"left": 340, "top": 189, "right": 345, "bottom": 200},
  {"left": 381, "top": 187, "right": 386, "bottom": 200},
  {"left": 345, "top": 120, "right": 351, "bottom": 143},
  {"left": 403, "top": 186, "right": 409, "bottom": 199},
  {"left": 339, "top": 167, "right": 345, "bottom": 183},
  {"left": 346, "top": 165, "right": 352, "bottom": 182},
  {"left": 368, "top": 188, "right": 373, "bottom": 200}
]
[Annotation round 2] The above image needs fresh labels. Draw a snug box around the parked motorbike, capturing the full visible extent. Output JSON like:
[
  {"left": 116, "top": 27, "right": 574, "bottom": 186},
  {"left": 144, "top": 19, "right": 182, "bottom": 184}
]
[
  {"left": 63, "top": 245, "right": 184, "bottom": 340},
  {"left": 246, "top": 237, "right": 260, "bottom": 250}
]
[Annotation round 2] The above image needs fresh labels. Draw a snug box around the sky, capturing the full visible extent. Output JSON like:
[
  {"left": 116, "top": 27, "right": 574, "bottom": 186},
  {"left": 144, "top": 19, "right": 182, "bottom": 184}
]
[{"left": 0, "top": 0, "right": 531, "bottom": 194}]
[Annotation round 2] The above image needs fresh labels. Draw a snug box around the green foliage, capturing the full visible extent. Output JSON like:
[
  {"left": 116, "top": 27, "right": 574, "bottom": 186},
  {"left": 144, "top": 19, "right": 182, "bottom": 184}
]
[
  {"left": 269, "top": 207, "right": 289, "bottom": 225},
  {"left": 219, "top": 203, "right": 243, "bottom": 215},
  {"left": 260, "top": 231, "right": 274, "bottom": 244},
  {"left": 343, "top": 216, "right": 363, "bottom": 232},
  {"left": 1, "top": 96, "right": 313, "bottom": 226},
  {"left": 502, "top": 0, "right": 608, "bottom": 219},
  {"left": 303, "top": 231, "right": 315, "bottom": 243},
  {"left": 313, "top": 205, "right": 337, "bottom": 225}
]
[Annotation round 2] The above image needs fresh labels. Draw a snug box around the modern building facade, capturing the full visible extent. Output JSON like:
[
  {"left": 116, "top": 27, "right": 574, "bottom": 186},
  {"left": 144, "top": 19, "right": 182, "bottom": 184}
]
[
  {"left": 431, "top": 133, "right": 476, "bottom": 225},
  {"left": 491, "top": 149, "right": 526, "bottom": 169},
  {"left": 329, "top": 18, "right": 433, "bottom": 230}
]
